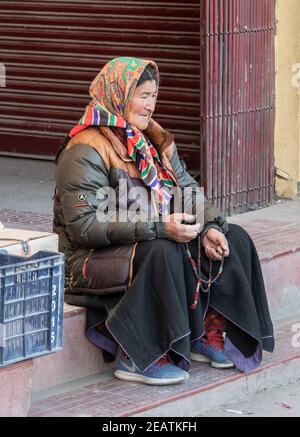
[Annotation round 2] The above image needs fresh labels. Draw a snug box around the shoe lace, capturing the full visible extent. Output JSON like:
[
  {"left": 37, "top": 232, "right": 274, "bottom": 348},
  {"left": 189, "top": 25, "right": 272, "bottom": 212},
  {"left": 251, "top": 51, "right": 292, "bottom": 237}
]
[
  {"left": 145, "top": 355, "right": 171, "bottom": 375},
  {"left": 155, "top": 356, "right": 171, "bottom": 367}
]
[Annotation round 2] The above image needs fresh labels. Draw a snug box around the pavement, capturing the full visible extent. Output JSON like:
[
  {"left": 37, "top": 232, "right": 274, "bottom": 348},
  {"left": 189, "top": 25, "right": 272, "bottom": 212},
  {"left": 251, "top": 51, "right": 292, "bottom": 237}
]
[
  {"left": 1, "top": 153, "right": 300, "bottom": 232},
  {"left": 0, "top": 156, "right": 55, "bottom": 215},
  {"left": 203, "top": 379, "right": 300, "bottom": 417}
]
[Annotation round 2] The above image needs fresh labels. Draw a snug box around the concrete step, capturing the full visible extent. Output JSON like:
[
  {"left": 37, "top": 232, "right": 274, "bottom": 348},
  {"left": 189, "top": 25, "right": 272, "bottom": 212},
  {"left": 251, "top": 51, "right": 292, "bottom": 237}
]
[
  {"left": 0, "top": 304, "right": 115, "bottom": 417},
  {"left": 28, "top": 215, "right": 300, "bottom": 394},
  {"left": 31, "top": 304, "right": 115, "bottom": 393},
  {"left": 25, "top": 245, "right": 299, "bottom": 397},
  {"left": 27, "top": 315, "right": 300, "bottom": 417},
  {"left": 0, "top": 360, "right": 33, "bottom": 417}
]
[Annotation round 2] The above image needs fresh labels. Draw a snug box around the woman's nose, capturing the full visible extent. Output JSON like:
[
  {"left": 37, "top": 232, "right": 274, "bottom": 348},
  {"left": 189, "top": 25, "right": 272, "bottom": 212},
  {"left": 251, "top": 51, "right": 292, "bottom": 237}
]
[{"left": 145, "top": 98, "right": 156, "bottom": 112}]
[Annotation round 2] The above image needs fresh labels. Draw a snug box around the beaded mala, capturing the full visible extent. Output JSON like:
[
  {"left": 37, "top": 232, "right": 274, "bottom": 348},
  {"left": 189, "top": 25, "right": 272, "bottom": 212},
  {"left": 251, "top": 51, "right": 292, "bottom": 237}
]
[{"left": 185, "top": 235, "right": 225, "bottom": 310}]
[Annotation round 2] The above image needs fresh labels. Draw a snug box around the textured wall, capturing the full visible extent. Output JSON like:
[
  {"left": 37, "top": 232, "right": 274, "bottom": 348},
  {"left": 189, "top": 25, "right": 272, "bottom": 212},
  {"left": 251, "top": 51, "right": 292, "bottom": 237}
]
[{"left": 275, "top": 0, "right": 300, "bottom": 198}]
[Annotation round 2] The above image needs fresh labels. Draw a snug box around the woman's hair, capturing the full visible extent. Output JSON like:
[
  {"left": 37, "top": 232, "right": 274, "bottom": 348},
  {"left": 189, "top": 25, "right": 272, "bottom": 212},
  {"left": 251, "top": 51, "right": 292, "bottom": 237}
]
[{"left": 137, "top": 64, "right": 159, "bottom": 87}]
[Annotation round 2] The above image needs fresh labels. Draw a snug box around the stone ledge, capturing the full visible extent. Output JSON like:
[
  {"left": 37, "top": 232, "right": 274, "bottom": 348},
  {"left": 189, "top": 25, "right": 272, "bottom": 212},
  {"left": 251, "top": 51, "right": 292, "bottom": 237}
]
[{"left": 0, "top": 359, "right": 33, "bottom": 417}]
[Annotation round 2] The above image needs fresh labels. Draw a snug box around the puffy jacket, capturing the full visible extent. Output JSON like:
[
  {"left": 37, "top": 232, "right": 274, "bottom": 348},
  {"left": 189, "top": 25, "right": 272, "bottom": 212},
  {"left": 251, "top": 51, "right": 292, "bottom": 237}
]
[{"left": 53, "top": 120, "right": 228, "bottom": 302}]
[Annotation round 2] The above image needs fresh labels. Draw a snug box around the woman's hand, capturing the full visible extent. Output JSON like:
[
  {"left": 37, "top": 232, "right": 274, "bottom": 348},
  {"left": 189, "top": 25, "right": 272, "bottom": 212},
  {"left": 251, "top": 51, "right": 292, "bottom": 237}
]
[
  {"left": 202, "top": 228, "right": 230, "bottom": 260},
  {"left": 164, "top": 213, "right": 201, "bottom": 243}
]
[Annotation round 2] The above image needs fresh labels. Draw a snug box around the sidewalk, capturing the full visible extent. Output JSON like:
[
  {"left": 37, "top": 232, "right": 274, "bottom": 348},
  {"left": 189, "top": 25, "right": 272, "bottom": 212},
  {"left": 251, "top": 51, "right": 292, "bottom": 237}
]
[
  {"left": 1, "top": 154, "right": 300, "bottom": 241},
  {"left": 1, "top": 155, "right": 300, "bottom": 417},
  {"left": 203, "top": 379, "right": 300, "bottom": 417},
  {"left": 0, "top": 156, "right": 55, "bottom": 216}
]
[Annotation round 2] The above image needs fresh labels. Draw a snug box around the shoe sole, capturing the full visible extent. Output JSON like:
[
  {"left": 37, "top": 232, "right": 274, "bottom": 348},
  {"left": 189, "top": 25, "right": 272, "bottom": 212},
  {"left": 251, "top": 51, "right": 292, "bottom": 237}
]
[
  {"left": 114, "top": 370, "right": 186, "bottom": 385},
  {"left": 190, "top": 352, "right": 210, "bottom": 363},
  {"left": 211, "top": 361, "right": 235, "bottom": 369},
  {"left": 190, "top": 352, "right": 235, "bottom": 369}
]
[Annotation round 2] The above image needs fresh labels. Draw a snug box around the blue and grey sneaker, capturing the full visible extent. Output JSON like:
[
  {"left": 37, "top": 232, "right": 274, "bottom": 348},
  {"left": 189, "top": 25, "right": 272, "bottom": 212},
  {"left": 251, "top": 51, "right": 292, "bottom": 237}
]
[
  {"left": 191, "top": 339, "right": 235, "bottom": 369},
  {"left": 114, "top": 355, "right": 189, "bottom": 385}
]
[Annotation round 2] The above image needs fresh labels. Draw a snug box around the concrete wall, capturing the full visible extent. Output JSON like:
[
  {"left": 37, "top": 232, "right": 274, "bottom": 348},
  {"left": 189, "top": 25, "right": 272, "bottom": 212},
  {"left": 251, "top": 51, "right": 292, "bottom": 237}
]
[{"left": 275, "top": 0, "right": 300, "bottom": 198}]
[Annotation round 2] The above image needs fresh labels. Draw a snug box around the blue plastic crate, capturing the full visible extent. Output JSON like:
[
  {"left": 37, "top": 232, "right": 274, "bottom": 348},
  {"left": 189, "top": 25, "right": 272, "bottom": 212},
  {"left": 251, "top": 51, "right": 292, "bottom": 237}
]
[{"left": 0, "top": 250, "right": 64, "bottom": 367}]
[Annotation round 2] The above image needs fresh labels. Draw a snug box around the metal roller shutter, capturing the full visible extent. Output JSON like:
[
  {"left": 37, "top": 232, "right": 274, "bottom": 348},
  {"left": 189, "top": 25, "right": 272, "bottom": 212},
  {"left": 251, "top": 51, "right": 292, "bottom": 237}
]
[
  {"left": 199, "top": 0, "right": 276, "bottom": 215},
  {"left": 0, "top": 0, "right": 200, "bottom": 170}
]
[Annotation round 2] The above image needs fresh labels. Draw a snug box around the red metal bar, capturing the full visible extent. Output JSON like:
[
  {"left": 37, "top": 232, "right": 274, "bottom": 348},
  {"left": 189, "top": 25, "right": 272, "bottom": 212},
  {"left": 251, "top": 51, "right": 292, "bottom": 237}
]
[
  {"left": 206, "top": 0, "right": 211, "bottom": 200},
  {"left": 245, "top": 0, "right": 251, "bottom": 212},
  {"left": 239, "top": 0, "right": 245, "bottom": 213},
  {"left": 240, "top": 0, "right": 246, "bottom": 213},
  {"left": 260, "top": 0, "right": 265, "bottom": 208},
  {"left": 228, "top": 0, "right": 234, "bottom": 214},
  {"left": 260, "top": 0, "right": 264, "bottom": 207},
  {"left": 262, "top": 0, "right": 267, "bottom": 208},
  {"left": 254, "top": 0, "right": 259, "bottom": 209},
  {"left": 233, "top": 0, "right": 239, "bottom": 213},
  {"left": 214, "top": 0, "right": 221, "bottom": 210},
  {"left": 223, "top": 0, "right": 230, "bottom": 215},
  {"left": 219, "top": 0, "right": 225, "bottom": 213},
  {"left": 251, "top": 0, "right": 257, "bottom": 209},
  {"left": 213, "top": 0, "right": 219, "bottom": 210}
]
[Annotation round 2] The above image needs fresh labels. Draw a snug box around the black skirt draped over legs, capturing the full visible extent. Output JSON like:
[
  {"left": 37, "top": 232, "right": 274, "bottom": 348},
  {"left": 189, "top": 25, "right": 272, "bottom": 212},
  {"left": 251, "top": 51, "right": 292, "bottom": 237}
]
[{"left": 100, "top": 224, "right": 274, "bottom": 372}]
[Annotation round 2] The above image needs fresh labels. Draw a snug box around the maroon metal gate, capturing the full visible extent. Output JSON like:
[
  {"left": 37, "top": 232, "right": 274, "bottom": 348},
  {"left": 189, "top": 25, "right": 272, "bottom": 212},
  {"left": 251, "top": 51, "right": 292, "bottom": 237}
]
[
  {"left": 199, "top": 0, "right": 276, "bottom": 215},
  {"left": 0, "top": 0, "right": 200, "bottom": 168},
  {"left": 0, "top": 1, "right": 276, "bottom": 215}
]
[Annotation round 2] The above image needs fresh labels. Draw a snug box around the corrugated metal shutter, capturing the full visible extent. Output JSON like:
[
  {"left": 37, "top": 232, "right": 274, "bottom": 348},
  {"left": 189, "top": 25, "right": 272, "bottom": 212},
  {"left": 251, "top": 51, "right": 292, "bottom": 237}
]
[
  {"left": 199, "top": 0, "right": 276, "bottom": 215},
  {"left": 0, "top": 0, "right": 200, "bottom": 169}
]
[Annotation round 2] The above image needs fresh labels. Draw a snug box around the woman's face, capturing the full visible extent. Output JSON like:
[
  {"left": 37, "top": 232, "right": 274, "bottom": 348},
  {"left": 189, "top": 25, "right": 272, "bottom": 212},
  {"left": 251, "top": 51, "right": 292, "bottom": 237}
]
[{"left": 126, "top": 79, "right": 158, "bottom": 131}]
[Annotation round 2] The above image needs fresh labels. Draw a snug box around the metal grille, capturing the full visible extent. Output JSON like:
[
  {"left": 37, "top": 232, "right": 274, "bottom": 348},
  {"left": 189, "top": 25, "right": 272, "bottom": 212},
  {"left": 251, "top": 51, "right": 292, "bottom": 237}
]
[
  {"left": 0, "top": 0, "right": 200, "bottom": 168},
  {"left": 199, "top": 0, "right": 276, "bottom": 215}
]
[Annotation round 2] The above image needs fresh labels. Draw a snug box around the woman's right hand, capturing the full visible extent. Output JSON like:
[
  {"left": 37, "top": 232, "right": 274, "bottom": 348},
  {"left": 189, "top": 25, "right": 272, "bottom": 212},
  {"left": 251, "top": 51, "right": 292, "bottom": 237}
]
[{"left": 164, "top": 213, "right": 201, "bottom": 243}]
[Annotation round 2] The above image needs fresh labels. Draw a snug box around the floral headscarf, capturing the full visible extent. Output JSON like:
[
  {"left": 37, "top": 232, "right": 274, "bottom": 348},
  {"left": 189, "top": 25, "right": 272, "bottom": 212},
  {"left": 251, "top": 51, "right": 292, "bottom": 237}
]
[{"left": 69, "top": 57, "right": 174, "bottom": 214}]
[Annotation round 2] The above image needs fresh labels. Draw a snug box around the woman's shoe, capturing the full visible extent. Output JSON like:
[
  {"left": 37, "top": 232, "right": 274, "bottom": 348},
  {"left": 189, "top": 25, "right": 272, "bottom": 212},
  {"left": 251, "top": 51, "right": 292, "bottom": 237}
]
[
  {"left": 190, "top": 339, "right": 234, "bottom": 369},
  {"left": 114, "top": 355, "right": 189, "bottom": 385},
  {"left": 191, "top": 309, "right": 235, "bottom": 369}
]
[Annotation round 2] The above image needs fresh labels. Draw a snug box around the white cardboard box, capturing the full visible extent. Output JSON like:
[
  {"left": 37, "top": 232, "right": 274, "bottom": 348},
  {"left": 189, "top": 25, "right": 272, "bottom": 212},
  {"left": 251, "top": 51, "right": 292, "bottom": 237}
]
[{"left": 0, "top": 222, "right": 58, "bottom": 256}]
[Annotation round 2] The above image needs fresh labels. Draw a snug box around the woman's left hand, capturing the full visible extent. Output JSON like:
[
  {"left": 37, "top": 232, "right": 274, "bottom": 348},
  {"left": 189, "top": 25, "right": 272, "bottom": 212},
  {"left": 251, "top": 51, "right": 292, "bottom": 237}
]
[{"left": 202, "top": 228, "right": 230, "bottom": 260}]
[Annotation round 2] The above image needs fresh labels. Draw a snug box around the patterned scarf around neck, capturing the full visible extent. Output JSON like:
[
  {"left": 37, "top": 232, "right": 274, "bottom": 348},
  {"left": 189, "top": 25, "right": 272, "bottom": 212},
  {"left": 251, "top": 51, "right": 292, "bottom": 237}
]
[{"left": 69, "top": 57, "right": 174, "bottom": 215}]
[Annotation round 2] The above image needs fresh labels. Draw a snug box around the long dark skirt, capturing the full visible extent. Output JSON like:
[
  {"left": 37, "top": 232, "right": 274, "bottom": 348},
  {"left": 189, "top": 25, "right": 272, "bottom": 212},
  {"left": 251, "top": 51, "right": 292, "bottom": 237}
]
[{"left": 85, "top": 224, "right": 274, "bottom": 372}]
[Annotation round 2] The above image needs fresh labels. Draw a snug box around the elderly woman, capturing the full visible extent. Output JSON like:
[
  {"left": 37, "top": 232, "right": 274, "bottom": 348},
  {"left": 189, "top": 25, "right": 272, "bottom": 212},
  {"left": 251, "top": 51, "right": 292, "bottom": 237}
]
[{"left": 54, "top": 57, "right": 274, "bottom": 386}]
